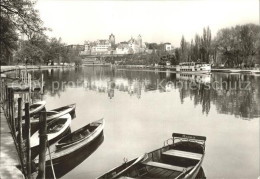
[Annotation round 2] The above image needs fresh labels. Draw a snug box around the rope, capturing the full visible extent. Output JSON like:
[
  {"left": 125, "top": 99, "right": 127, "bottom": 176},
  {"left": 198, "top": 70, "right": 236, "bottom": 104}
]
[{"left": 47, "top": 141, "right": 56, "bottom": 179}]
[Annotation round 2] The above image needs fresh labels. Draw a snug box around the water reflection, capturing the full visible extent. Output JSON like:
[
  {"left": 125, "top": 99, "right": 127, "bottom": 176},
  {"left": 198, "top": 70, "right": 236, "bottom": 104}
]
[
  {"left": 45, "top": 132, "right": 104, "bottom": 178},
  {"left": 30, "top": 67, "right": 260, "bottom": 119}
]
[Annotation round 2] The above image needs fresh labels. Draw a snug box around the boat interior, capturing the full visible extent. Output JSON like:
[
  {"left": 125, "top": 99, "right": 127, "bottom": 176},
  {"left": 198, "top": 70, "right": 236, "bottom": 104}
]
[
  {"left": 119, "top": 141, "right": 204, "bottom": 179},
  {"left": 60, "top": 124, "right": 98, "bottom": 143},
  {"left": 47, "top": 118, "right": 67, "bottom": 133}
]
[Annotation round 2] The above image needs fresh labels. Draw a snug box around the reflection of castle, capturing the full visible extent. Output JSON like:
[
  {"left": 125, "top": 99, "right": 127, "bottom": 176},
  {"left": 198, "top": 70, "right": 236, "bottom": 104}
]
[
  {"left": 42, "top": 68, "right": 260, "bottom": 119},
  {"left": 83, "top": 77, "right": 155, "bottom": 99}
]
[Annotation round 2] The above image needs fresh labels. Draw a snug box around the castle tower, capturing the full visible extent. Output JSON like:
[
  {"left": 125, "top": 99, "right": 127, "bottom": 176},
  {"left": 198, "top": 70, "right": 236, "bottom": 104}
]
[
  {"left": 137, "top": 34, "right": 142, "bottom": 47},
  {"left": 109, "top": 33, "right": 115, "bottom": 47}
]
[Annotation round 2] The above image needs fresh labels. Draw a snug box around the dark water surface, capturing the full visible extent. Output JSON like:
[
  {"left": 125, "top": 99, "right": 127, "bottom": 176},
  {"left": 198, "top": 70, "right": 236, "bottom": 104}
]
[{"left": 30, "top": 67, "right": 259, "bottom": 178}]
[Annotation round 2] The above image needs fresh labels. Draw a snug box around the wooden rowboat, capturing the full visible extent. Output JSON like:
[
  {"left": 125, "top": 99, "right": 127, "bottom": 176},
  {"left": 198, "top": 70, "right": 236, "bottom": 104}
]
[
  {"left": 56, "top": 118, "right": 104, "bottom": 149},
  {"left": 28, "top": 103, "right": 76, "bottom": 124},
  {"left": 44, "top": 133, "right": 105, "bottom": 178},
  {"left": 29, "top": 101, "right": 46, "bottom": 115},
  {"left": 34, "top": 118, "right": 104, "bottom": 165},
  {"left": 97, "top": 133, "right": 206, "bottom": 179},
  {"left": 30, "top": 113, "right": 72, "bottom": 148}
]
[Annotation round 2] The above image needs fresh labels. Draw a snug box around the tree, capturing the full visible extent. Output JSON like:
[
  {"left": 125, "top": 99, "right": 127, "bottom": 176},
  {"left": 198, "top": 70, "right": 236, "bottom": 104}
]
[
  {"left": 239, "top": 24, "right": 260, "bottom": 66},
  {"left": 180, "top": 35, "right": 188, "bottom": 62},
  {"left": 14, "top": 40, "right": 44, "bottom": 65},
  {"left": 0, "top": 0, "right": 47, "bottom": 65},
  {"left": 0, "top": 0, "right": 47, "bottom": 37},
  {"left": 201, "top": 27, "right": 211, "bottom": 63},
  {"left": 214, "top": 24, "right": 260, "bottom": 67},
  {"left": 0, "top": 16, "right": 18, "bottom": 64},
  {"left": 194, "top": 34, "right": 201, "bottom": 61},
  {"left": 174, "top": 48, "right": 181, "bottom": 64}
]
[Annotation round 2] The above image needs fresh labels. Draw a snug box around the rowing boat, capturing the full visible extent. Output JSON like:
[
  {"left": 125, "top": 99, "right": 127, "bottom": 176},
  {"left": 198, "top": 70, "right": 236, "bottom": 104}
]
[
  {"left": 56, "top": 118, "right": 104, "bottom": 149},
  {"left": 30, "top": 113, "right": 72, "bottom": 148},
  {"left": 29, "top": 103, "right": 76, "bottom": 124},
  {"left": 34, "top": 118, "right": 104, "bottom": 165},
  {"left": 97, "top": 133, "right": 206, "bottom": 179},
  {"left": 29, "top": 101, "right": 46, "bottom": 115}
]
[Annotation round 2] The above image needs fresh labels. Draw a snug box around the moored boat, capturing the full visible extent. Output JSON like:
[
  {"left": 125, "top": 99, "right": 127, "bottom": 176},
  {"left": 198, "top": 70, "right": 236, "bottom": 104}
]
[
  {"left": 176, "top": 62, "right": 211, "bottom": 74},
  {"left": 34, "top": 118, "right": 104, "bottom": 165},
  {"left": 27, "top": 103, "right": 76, "bottom": 124},
  {"left": 30, "top": 113, "right": 72, "bottom": 148},
  {"left": 29, "top": 101, "right": 46, "bottom": 115},
  {"left": 97, "top": 133, "right": 206, "bottom": 179},
  {"left": 56, "top": 118, "right": 104, "bottom": 149}
]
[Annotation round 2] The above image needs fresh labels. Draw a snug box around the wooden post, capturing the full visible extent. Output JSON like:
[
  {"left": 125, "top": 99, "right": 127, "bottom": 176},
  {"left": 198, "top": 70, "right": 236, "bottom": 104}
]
[
  {"left": 25, "top": 102, "right": 31, "bottom": 179},
  {"left": 41, "top": 74, "right": 44, "bottom": 94},
  {"left": 17, "top": 98, "right": 23, "bottom": 150},
  {"left": 37, "top": 111, "right": 47, "bottom": 179},
  {"left": 0, "top": 81, "right": 2, "bottom": 101},
  {"left": 28, "top": 74, "right": 31, "bottom": 103},
  {"left": 5, "top": 85, "right": 8, "bottom": 101},
  {"left": 17, "top": 97, "right": 25, "bottom": 171},
  {"left": 21, "top": 71, "right": 24, "bottom": 82},
  {"left": 7, "top": 88, "right": 10, "bottom": 118},
  {"left": 8, "top": 88, "right": 12, "bottom": 125},
  {"left": 18, "top": 67, "right": 21, "bottom": 79},
  {"left": 1, "top": 80, "right": 4, "bottom": 101},
  {"left": 10, "top": 89, "right": 15, "bottom": 133}
]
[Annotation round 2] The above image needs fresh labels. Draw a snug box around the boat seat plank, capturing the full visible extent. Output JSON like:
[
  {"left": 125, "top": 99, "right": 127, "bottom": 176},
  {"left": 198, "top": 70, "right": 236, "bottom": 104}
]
[
  {"left": 145, "top": 161, "right": 186, "bottom": 172},
  {"left": 163, "top": 150, "right": 202, "bottom": 160}
]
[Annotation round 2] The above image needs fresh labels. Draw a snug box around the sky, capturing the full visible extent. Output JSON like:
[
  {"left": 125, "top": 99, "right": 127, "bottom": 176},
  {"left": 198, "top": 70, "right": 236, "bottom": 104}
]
[{"left": 35, "top": 0, "right": 259, "bottom": 47}]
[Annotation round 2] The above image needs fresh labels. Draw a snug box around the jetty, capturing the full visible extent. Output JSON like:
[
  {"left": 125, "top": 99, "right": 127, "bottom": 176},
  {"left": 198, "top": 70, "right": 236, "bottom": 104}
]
[
  {"left": 0, "top": 70, "right": 45, "bottom": 179},
  {"left": 0, "top": 107, "right": 24, "bottom": 178}
]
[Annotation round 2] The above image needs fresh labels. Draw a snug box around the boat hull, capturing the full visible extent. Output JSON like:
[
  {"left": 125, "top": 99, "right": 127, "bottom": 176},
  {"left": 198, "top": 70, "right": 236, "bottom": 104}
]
[
  {"left": 34, "top": 118, "right": 105, "bottom": 165},
  {"left": 30, "top": 114, "right": 72, "bottom": 148},
  {"left": 25, "top": 103, "right": 76, "bottom": 125},
  {"left": 97, "top": 133, "right": 206, "bottom": 179},
  {"left": 29, "top": 101, "right": 46, "bottom": 115}
]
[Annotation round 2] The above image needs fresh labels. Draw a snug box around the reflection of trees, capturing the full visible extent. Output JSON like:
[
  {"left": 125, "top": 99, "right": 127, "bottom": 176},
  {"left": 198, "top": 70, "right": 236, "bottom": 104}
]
[
  {"left": 210, "top": 74, "right": 260, "bottom": 119},
  {"left": 175, "top": 73, "right": 259, "bottom": 119},
  {"left": 33, "top": 67, "right": 259, "bottom": 119}
]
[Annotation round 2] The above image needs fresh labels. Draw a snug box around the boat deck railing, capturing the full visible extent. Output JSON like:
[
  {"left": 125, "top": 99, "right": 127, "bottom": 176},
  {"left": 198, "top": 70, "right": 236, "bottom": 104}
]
[{"left": 163, "top": 137, "right": 206, "bottom": 150}]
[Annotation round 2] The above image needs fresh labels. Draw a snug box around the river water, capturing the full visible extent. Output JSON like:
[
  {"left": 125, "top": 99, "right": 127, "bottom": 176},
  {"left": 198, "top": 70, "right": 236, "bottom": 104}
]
[{"left": 29, "top": 67, "right": 259, "bottom": 178}]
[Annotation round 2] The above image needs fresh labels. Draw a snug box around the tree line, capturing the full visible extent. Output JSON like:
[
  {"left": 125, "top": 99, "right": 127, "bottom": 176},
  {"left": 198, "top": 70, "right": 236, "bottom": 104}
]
[
  {"left": 175, "top": 24, "right": 260, "bottom": 68},
  {"left": 1, "top": 1, "right": 259, "bottom": 68},
  {"left": 0, "top": 0, "right": 80, "bottom": 65}
]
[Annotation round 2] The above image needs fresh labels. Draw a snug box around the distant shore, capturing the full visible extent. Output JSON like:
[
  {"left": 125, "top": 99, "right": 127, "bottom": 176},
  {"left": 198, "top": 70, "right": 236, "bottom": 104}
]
[
  {"left": 1, "top": 64, "right": 260, "bottom": 75},
  {"left": 0, "top": 65, "right": 74, "bottom": 73},
  {"left": 115, "top": 65, "right": 260, "bottom": 75}
]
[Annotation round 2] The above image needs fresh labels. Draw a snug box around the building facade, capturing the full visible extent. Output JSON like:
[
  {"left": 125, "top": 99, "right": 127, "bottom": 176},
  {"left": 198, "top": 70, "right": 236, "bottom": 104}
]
[{"left": 164, "top": 43, "right": 172, "bottom": 51}]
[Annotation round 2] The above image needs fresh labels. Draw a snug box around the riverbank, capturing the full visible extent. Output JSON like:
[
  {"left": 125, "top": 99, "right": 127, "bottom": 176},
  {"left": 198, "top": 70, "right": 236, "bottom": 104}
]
[
  {"left": 0, "top": 65, "right": 74, "bottom": 73},
  {"left": 115, "top": 65, "right": 260, "bottom": 75},
  {"left": 1, "top": 65, "right": 260, "bottom": 75}
]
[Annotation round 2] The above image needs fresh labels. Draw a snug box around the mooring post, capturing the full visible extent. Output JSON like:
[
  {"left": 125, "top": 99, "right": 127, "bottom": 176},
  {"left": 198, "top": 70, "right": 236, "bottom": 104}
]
[
  {"left": 21, "top": 71, "right": 24, "bottom": 82},
  {"left": 7, "top": 88, "right": 11, "bottom": 119},
  {"left": 37, "top": 111, "right": 47, "bottom": 179},
  {"left": 25, "top": 102, "right": 31, "bottom": 179},
  {"left": 41, "top": 73, "right": 44, "bottom": 94},
  {"left": 1, "top": 80, "right": 4, "bottom": 101},
  {"left": 10, "top": 88, "right": 15, "bottom": 133},
  {"left": 8, "top": 88, "right": 13, "bottom": 127},
  {"left": 19, "top": 68, "right": 21, "bottom": 79},
  {"left": 17, "top": 98, "right": 23, "bottom": 150},
  {"left": 17, "top": 97, "right": 25, "bottom": 172},
  {"left": 28, "top": 74, "right": 31, "bottom": 103},
  {"left": 0, "top": 80, "right": 2, "bottom": 102}
]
